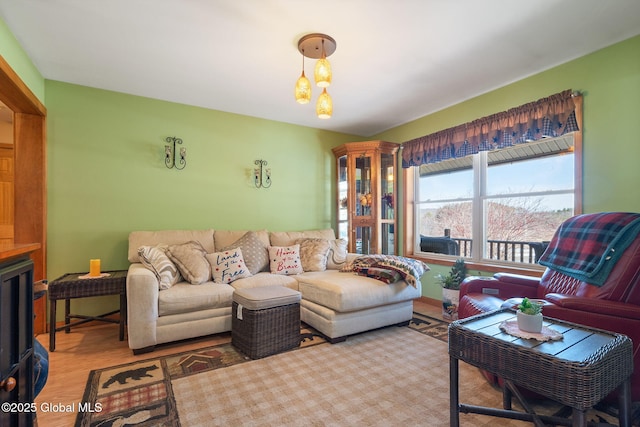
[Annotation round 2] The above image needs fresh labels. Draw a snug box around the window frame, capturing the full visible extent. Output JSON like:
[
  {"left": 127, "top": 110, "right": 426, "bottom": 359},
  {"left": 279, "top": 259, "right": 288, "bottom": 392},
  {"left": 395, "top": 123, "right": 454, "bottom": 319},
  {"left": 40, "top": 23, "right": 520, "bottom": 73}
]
[{"left": 402, "top": 96, "right": 583, "bottom": 275}]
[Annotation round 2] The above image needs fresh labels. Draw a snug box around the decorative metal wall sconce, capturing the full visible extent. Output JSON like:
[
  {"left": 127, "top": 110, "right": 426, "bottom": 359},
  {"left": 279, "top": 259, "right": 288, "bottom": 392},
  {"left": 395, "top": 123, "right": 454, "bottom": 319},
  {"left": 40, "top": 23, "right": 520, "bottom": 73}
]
[
  {"left": 254, "top": 159, "right": 271, "bottom": 188},
  {"left": 165, "top": 136, "right": 186, "bottom": 169}
]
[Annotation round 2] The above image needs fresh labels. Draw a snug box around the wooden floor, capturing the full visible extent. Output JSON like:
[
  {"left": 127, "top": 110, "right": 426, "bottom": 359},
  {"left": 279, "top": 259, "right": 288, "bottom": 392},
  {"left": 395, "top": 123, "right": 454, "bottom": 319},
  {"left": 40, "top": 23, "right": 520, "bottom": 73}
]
[{"left": 34, "top": 299, "right": 442, "bottom": 427}]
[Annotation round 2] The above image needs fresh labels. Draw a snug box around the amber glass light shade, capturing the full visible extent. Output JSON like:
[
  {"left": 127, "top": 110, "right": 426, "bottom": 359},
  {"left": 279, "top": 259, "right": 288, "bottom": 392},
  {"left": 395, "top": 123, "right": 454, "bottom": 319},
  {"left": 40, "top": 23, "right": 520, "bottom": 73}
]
[
  {"left": 295, "top": 71, "right": 311, "bottom": 104},
  {"left": 314, "top": 58, "right": 332, "bottom": 88},
  {"left": 317, "top": 88, "right": 332, "bottom": 119}
]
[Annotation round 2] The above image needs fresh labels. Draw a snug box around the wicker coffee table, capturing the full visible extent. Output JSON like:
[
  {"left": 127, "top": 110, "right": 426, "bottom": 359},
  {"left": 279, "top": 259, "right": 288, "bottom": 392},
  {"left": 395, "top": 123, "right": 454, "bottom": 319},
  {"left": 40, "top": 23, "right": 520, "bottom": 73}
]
[
  {"left": 449, "top": 309, "right": 633, "bottom": 427},
  {"left": 232, "top": 286, "right": 301, "bottom": 359},
  {"left": 48, "top": 270, "right": 127, "bottom": 351}
]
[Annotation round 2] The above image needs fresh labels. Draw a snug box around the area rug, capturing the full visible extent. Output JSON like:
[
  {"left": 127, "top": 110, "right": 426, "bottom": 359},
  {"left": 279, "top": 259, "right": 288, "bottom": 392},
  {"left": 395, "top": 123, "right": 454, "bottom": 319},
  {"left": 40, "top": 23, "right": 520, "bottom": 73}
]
[{"left": 75, "top": 313, "right": 623, "bottom": 427}]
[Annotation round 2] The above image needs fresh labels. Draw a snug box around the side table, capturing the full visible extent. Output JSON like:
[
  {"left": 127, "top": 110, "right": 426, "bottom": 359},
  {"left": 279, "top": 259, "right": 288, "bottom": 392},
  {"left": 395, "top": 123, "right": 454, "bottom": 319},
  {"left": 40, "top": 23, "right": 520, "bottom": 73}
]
[
  {"left": 449, "top": 309, "right": 633, "bottom": 427},
  {"left": 48, "top": 270, "right": 128, "bottom": 351}
]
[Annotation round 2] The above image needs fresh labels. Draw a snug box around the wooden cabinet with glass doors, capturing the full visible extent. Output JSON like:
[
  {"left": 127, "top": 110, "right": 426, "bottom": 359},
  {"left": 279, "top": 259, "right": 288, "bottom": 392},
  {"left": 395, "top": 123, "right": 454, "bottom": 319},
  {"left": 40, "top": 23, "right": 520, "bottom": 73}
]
[{"left": 332, "top": 141, "right": 398, "bottom": 255}]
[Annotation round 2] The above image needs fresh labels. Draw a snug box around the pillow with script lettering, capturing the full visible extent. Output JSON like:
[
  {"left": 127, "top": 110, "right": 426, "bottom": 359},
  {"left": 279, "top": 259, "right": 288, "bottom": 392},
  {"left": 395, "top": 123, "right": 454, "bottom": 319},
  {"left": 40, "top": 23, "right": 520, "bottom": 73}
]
[
  {"left": 206, "top": 248, "right": 252, "bottom": 284},
  {"left": 268, "top": 245, "right": 303, "bottom": 275}
]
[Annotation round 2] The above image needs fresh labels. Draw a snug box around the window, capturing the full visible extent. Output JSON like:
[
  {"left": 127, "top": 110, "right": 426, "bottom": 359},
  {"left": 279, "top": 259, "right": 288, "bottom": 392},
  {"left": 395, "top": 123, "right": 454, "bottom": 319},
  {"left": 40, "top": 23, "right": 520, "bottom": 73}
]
[{"left": 414, "top": 134, "right": 577, "bottom": 265}]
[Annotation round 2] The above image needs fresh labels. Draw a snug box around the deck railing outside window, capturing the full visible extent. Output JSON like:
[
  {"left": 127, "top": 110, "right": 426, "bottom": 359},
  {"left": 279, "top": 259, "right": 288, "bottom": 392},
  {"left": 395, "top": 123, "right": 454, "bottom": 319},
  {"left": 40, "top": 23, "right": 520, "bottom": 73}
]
[{"left": 420, "top": 236, "right": 549, "bottom": 264}]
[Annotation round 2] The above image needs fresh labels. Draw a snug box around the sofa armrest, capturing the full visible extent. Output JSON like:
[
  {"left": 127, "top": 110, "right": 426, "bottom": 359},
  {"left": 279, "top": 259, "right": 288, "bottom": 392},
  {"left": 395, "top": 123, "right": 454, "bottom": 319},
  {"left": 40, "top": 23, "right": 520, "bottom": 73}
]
[
  {"left": 126, "top": 263, "right": 159, "bottom": 350},
  {"left": 545, "top": 293, "right": 640, "bottom": 321},
  {"left": 460, "top": 274, "right": 539, "bottom": 300}
]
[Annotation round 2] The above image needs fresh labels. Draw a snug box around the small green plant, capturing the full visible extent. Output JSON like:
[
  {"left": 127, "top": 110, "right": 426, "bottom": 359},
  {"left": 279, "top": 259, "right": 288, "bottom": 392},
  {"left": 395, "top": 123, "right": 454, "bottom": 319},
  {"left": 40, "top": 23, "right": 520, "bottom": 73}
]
[
  {"left": 435, "top": 258, "right": 467, "bottom": 290},
  {"left": 518, "top": 297, "right": 542, "bottom": 315}
]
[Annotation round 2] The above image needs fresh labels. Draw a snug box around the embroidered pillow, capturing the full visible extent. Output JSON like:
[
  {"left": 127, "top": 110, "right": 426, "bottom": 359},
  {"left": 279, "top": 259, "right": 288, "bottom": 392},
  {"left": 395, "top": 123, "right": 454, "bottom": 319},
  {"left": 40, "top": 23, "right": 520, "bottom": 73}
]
[
  {"left": 219, "top": 231, "right": 269, "bottom": 275},
  {"left": 295, "top": 238, "right": 331, "bottom": 272},
  {"left": 268, "top": 245, "right": 303, "bottom": 275},
  {"left": 138, "top": 244, "right": 182, "bottom": 290},
  {"left": 166, "top": 241, "right": 210, "bottom": 285},
  {"left": 206, "top": 248, "right": 252, "bottom": 284},
  {"left": 326, "top": 239, "right": 348, "bottom": 270}
]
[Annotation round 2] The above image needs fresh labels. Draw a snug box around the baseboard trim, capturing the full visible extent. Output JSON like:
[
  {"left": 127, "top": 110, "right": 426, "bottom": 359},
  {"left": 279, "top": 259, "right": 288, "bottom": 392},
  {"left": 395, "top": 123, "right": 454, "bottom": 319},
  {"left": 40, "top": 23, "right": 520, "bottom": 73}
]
[{"left": 417, "top": 296, "right": 441, "bottom": 308}]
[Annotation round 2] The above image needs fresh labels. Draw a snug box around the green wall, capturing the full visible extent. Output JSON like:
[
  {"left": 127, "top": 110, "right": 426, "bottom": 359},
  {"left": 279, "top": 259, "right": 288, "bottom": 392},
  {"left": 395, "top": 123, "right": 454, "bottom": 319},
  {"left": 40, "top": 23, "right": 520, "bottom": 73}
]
[
  {"left": 0, "top": 19, "right": 45, "bottom": 103},
  {"left": 375, "top": 34, "right": 640, "bottom": 300},
  {"left": 45, "top": 82, "right": 359, "bottom": 317}
]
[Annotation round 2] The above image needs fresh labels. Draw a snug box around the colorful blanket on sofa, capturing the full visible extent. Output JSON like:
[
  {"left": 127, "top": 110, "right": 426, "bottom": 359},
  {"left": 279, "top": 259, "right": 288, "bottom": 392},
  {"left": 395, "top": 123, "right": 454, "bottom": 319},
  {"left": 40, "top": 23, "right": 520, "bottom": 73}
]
[
  {"left": 538, "top": 212, "right": 640, "bottom": 287},
  {"left": 342, "top": 255, "right": 429, "bottom": 288}
]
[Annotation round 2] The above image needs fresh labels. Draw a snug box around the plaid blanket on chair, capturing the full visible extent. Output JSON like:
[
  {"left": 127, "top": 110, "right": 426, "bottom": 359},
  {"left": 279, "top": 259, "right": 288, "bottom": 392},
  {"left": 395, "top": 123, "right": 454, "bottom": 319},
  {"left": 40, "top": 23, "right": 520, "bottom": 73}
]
[{"left": 538, "top": 212, "right": 640, "bottom": 287}]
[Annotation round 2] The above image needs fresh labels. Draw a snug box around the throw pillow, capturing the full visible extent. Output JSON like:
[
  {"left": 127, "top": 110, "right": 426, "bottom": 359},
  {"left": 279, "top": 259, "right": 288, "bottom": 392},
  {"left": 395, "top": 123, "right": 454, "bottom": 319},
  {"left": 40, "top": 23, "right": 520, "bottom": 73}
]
[
  {"left": 295, "top": 238, "right": 330, "bottom": 272},
  {"left": 268, "top": 245, "right": 303, "bottom": 275},
  {"left": 205, "top": 248, "right": 252, "bottom": 284},
  {"left": 138, "top": 244, "right": 182, "bottom": 290},
  {"left": 326, "top": 238, "right": 348, "bottom": 270},
  {"left": 220, "top": 231, "right": 269, "bottom": 274},
  {"left": 166, "top": 241, "right": 210, "bottom": 285}
]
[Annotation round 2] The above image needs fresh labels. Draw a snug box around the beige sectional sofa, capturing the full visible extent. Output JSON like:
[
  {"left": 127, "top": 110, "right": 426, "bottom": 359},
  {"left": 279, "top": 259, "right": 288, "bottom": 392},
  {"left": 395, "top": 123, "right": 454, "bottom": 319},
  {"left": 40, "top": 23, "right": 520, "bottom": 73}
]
[{"left": 126, "top": 228, "right": 422, "bottom": 354}]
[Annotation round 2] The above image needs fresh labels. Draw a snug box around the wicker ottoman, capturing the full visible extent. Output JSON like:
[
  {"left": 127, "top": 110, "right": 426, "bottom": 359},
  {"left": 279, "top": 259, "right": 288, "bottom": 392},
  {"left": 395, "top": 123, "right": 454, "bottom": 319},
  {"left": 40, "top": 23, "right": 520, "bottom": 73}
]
[{"left": 232, "top": 286, "right": 301, "bottom": 359}]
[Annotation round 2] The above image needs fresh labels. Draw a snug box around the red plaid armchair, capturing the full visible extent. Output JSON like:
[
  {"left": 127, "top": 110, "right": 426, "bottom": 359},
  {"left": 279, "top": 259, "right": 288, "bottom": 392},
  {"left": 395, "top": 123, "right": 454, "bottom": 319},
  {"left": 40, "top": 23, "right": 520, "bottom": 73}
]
[{"left": 459, "top": 212, "right": 640, "bottom": 401}]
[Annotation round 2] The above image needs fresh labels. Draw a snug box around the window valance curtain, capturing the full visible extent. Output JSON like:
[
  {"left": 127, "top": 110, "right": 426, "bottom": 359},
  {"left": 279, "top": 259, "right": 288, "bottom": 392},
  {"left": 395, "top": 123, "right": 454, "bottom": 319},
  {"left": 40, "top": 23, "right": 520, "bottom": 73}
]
[{"left": 401, "top": 89, "right": 579, "bottom": 168}]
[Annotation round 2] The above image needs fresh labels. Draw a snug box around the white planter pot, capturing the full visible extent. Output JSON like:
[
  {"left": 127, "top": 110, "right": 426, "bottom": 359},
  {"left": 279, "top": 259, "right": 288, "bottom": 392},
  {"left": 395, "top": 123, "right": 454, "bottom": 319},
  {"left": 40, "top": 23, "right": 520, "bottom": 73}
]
[
  {"left": 517, "top": 311, "right": 543, "bottom": 333},
  {"left": 442, "top": 288, "right": 460, "bottom": 321}
]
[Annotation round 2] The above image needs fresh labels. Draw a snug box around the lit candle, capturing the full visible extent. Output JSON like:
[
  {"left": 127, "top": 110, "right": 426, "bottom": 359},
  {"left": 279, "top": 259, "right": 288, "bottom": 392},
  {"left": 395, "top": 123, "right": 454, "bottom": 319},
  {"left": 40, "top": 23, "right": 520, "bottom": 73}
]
[{"left": 89, "top": 259, "right": 101, "bottom": 277}]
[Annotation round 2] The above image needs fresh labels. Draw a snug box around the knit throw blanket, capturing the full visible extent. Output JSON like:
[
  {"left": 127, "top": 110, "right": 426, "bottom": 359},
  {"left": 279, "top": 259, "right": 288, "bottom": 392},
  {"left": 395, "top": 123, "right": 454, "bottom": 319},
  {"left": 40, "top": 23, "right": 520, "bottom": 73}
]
[
  {"left": 342, "top": 255, "right": 430, "bottom": 288},
  {"left": 538, "top": 212, "right": 640, "bottom": 287}
]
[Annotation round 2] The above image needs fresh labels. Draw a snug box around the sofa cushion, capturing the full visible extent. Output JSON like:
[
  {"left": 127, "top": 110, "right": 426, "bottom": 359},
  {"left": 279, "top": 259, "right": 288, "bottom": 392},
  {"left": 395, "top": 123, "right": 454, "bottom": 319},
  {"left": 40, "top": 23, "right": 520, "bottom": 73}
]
[
  {"left": 269, "top": 245, "right": 303, "bottom": 275},
  {"left": 296, "top": 238, "right": 330, "bottom": 272},
  {"left": 206, "top": 248, "right": 252, "bottom": 284},
  {"left": 166, "top": 241, "right": 211, "bottom": 285},
  {"left": 214, "top": 230, "right": 270, "bottom": 251},
  {"left": 297, "top": 270, "right": 421, "bottom": 312},
  {"left": 229, "top": 272, "right": 299, "bottom": 290},
  {"left": 269, "top": 229, "right": 335, "bottom": 246},
  {"left": 219, "top": 231, "right": 270, "bottom": 274},
  {"left": 128, "top": 229, "right": 215, "bottom": 263},
  {"left": 326, "top": 239, "right": 348, "bottom": 270},
  {"left": 138, "top": 244, "right": 182, "bottom": 289},
  {"left": 158, "top": 281, "right": 235, "bottom": 316}
]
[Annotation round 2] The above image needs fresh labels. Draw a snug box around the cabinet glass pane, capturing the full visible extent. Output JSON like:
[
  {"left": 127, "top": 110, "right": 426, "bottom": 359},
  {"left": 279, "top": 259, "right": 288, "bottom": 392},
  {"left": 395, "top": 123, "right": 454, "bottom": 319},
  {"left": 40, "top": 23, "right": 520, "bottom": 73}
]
[
  {"left": 380, "top": 153, "right": 394, "bottom": 220},
  {"left": 381, "top": 223, "right": 395, "bottom": 254},
  {"left": 355, "top": 155, "right": 372, "bottom": 217},
  {"left": 355, "top": 226, "right": 372, "bottom": 254},
  {"left": 338, "top": 155, "right": 348, "bottom": 222}
]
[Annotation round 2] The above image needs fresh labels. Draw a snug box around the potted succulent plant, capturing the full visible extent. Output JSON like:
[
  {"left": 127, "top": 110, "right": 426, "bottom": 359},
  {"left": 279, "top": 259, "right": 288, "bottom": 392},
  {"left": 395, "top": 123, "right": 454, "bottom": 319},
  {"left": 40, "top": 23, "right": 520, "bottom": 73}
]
[
  {"left": 436, "top": 258, "right": 467, "bottom": 320},
  {"left": 517, "top": 297, "right": 543, "bottom": 333}
]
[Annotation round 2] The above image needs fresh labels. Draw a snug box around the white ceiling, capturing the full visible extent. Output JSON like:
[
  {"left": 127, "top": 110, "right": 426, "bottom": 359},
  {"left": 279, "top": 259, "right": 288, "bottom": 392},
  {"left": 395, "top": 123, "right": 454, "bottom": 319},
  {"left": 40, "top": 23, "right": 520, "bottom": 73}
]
[{"left": 1, "top": 0, "right": 640, "bottom": 137}]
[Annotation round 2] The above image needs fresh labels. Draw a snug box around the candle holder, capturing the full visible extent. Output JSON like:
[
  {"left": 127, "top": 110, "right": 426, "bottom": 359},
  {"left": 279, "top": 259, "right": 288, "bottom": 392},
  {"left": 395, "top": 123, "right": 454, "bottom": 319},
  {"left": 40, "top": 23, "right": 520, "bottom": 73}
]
[
  {"left": 254, "top": 159, "right": 271, "bottom": 188},
  {"left": 165, "top": 136, "right": 186, "bottom": 170}
]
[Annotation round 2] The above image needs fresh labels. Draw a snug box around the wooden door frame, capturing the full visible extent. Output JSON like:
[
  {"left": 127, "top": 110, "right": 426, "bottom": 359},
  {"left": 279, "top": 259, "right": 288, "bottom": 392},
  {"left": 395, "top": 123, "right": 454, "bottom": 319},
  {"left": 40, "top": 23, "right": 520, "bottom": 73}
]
[{"left": 0, "top": 55, "right": 47, "bottom": 283}]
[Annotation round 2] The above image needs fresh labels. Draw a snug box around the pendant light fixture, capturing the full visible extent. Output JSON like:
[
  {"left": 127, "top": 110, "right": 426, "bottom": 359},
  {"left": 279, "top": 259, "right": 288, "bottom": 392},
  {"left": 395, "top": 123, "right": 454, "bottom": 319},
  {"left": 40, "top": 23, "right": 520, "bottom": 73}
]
[
  {"left": 294, "top": 49, "right": 311, "bottom": 104},
  {"left": 295, "top": 33, "right": 336, "bottom": 119},
  {"left": 317, "top": 88, "right": 333, "bottom": 119},
  {"left": 314, "top": 39, "right": 332, "bottom": 88}
]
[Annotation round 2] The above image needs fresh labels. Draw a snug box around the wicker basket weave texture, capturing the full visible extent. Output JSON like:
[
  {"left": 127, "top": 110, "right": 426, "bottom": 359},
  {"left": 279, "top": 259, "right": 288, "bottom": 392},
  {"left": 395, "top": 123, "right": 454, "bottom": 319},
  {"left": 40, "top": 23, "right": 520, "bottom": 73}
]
[
  {"left": 449, "top": 310, "right": 633, "bottom": 410},
  {"left": 48, "top": 270, "right": 128, "bottom": 299},
  {"left": 232, "top": 301, "right": 300, "bottom": 359}
]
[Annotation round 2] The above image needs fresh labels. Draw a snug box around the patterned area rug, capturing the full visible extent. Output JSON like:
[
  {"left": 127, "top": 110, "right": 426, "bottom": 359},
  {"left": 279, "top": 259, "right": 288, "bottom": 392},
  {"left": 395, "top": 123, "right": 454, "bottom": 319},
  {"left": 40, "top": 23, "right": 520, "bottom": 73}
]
[
  {"left": 75, "top": 326, "right": 326, "bottom": 427},
  {"left": 75, "top": 315, "right": 444, "bottom": 427},
  {"left": 75, "top": 312, "right": 627, "bottom": 426}
]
